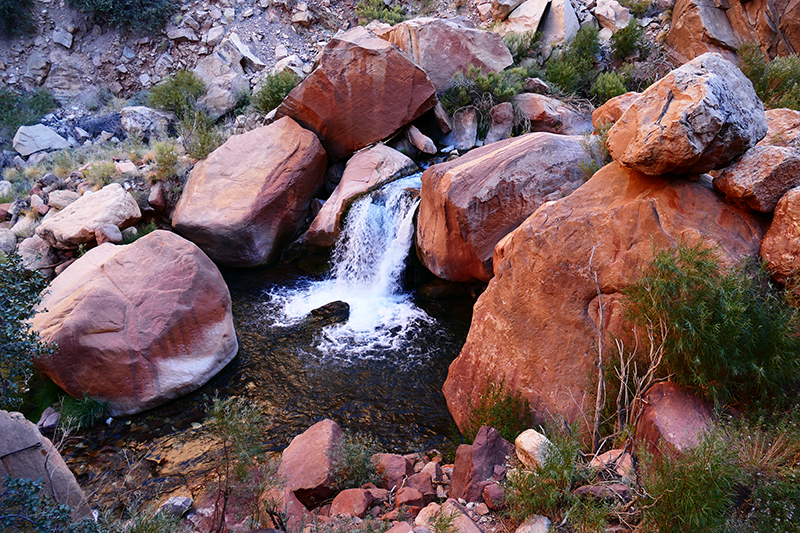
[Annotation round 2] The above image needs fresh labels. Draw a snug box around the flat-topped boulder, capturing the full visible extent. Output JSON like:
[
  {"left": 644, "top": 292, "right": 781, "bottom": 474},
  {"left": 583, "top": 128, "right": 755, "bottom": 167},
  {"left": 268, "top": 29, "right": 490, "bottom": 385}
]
[
  {"left": 275, "top": 26, "right": 437, "bottom": 161},
  {"left": 377, "top": 17, "right": 513, "bottom": 90},
  {"left": 606, "top": 53, "right": 767, "bottom": 176},
  {"left": 32, "top": 230, "right": 238, "bottom": 416},
  {"left": 305, "top": 144, "right": 416, "bottom": 251},
  {"left": 12, "top": 124, "right": 69, "bottom": 157},
  {"left": 443, "top": 163, "right": 766, "bottom": 431},
  {"left": 416, "top": 132, "right": 595, "bottom": 282},
  {"left": 172, "top": 117, "right": 326, "bottom": 267},
  {"left": 36, "top": 183, "right": 141, "bottom": 249}
]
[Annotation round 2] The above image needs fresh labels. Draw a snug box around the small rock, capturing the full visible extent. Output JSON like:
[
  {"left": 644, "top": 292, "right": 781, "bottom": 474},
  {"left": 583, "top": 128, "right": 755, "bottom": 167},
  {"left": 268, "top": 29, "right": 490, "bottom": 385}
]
[
  {"left": 95, "top": 224, "right": 122, "bottom": 245},
  {"left": 514, "top": 514, "right": 551, "bottom": 533},
  {"left": 396, "top": 487, "right": 425, "bottom": 508},
  {"left": 159, "top": 496, "right": 193, "bottom": 518},
  {"left": 36, "top": 406, "right": 60, "bottom": 433},
  {"left": 515, "top": 429, "right": 551, "bottom": 470}
]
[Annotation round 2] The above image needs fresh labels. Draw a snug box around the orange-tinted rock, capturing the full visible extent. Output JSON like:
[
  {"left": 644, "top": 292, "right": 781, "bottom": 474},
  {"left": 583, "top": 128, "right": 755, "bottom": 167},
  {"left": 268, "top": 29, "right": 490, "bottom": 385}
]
[
  {"left": 512, "top": 93, "right": 592, "bottom": 134},
  {"left": 330, "top": 488, "right": 373, "bottom": 518},
  {"left": 443, "top": 163, "right": 766, "bottom": 431},
  {"left": 726, "top": 0, "right": 800, "bottom": 60},
  {"left": 592, "top": 92, "right": 640, "bottom": 131},
  {"left": 607, "top": 53, "right": 767, "bottom": 176},
  {"left": 636, "top": 381, "right": 713, "bottom": 455},
  {"left": 305, "top": 144, "right": 416, "bottom": 251},
  {"left": 713, "top": 145, "right": 800, "bottom": 212},
  {"left": 407, "top": 471, "right": 436, "bottom": 504},
  {"left": 31, "top": 231, "right": 238, "bottom": 416},
  {"left": 666, "top": 0, "right": 741, "bottom": 61},
  {"left": 396, "top": 487, "right": 425, "bottom": 508},
  {"left": 278, "top": 419, "right": 344, "bottom": 509},
  {"left": 761, "top": 186, "right": 800, "bottom": 282},
  {"left": 172, "top": 117, "right": 326, "bottom": 267},
  {"left": 374, "top": 453, "right": 413, "bottom": 491},
  {"left": 483, "top": 482, "right": 506, "bottom": 511},
  {"left": 758, "top": 108, "right": 800, "bottom": 148},
  {"left": 378, "top": 17, "right": 513, "bottom": 90},
  {"left": 416, "top": 132, "right": 595, "bottom": 282},
  {"left": 275, "top": 27, "right": 437, "bottom": 161}
]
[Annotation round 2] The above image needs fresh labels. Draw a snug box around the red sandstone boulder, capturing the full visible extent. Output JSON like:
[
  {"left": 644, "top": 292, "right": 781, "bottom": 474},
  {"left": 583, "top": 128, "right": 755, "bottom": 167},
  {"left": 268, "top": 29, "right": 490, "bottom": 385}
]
[
  {"left": 172, "top": 117, "right": 326, "bottom": 267},
  {"left": 377, "top": 17, "right": 513, "bottom": 91},
  {"left": 758, "top": 108, "right": 800, "bottom": 148},
  {"left": 330, "top": 488, "right": 373, "bottom": 518},
  {"left": 305, "top": 144, "right": 416, "bottom": 251},
  {"left": 443, "top": 163, "right": 766, "bottom": 431},
  {"left": 416, "top": 132, "right": 595, "bottom": 282},
  {"left": 278, "top": 419, "right": 344, "bottom": 508},
  {"left": 396, "top": 486, "right": 425, "bottom": 508},
  {"left": 636, "top": 381, "right": 713, "bottom": 455},
  {"left": 36, "top": 183, "right": 140, "bottom": 249},
  {"left": 374, "top": 453, "right": 414, "bottom": 491},
  {"left": 713, "top": 145, "right": 800, "bottom": 213},
  {"left": 450, "top": 426, "right": 512, "bottom": 503},
  {"left": 761, "top": 186, "right": 800, "bottom": 282},
  {"left": 406, "top": 471, "right": 436, "bottom": 504},
  {"left": 607, "top": 53, "right": 767, "bottom": 176},
  {"left": 591, "top": 91, "right": 639, "bottom": 131},
  {"left": 31, "top": 231, "right": 238, "bottom": 416},
  {"left": 512, "top": 93, "right": 592, "bottom": 134},
  {"left": 666, "top": 0, "right": 741, "bottom": 61},
  {"left": 275, "top": 26, "right": 437, "bottom": 161}
]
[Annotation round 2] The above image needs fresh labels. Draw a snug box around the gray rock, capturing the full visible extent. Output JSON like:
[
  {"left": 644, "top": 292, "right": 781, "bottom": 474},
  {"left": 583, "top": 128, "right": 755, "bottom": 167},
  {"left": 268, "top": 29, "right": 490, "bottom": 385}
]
[
  {"left": 48, "top": 190, "right": 80, "bottom": 210},
  {"left": 0, "top": 180, "right": 12, "bottom": 198},
  {"left": 17, "top": 234, "right": 58, "bottom": 277},
  {"left": 442, "top": 107, "right": 478, "bottom": 151},
  {"left": 13, "top": 125, "right": 70, "bottom": 157},
  {"left": 36, "top": 406, "right": 60, "bottom": 434},
  {"left": 0, "top": 228, "right": 16, "bottom": 254},
  {"left": 120, "top": 106, "right": 174, "bottom": 141},
  {"left": 53, "top": 28, "right": 73, "bottom": 49},
  {"left": 159, "top": 496, "right": 193, "bottom": 517}
]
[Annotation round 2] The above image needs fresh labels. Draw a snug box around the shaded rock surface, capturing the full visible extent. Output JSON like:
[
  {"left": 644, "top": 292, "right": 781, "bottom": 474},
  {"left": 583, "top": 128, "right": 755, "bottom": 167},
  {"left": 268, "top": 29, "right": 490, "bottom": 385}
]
[
  {"left": 172, "top": 117, "right": 326, "bottom": 267},
  {"left": 636, "top": 381, "right": 713, "bottom": 454},
  {"left": 417, "top": 132, "right": 595, "bottom": 282},
  {"left": 450, "top": 426, "right": 513, "bottom": 503},
  {"left": 443, "top": 162, "right": 766, "bottom": 430},
  {"left": 32, "top": 231, "right": 238, "bottom": 416}
]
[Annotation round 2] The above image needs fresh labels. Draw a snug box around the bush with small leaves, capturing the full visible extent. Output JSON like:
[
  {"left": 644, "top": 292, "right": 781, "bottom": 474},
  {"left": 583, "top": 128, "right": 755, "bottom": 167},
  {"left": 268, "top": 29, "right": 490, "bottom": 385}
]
[
  {"left": 464, "top": 379, "right": 531, "bottom": 443},
  {"left": 590, "top": 71, "right": 628, "bottom": 105},
  {"left": 545, "top": 26, "right": 600, "bottom": 94},
  {"left": 1, "top": 477, "right": 101, "bottom": 533},
  {"left": 179, "top": 110, "right": 224, "bottom": 160},
  {"left": 0, "top": 88, "right": 59, "bottom": 141},
  {"left": 738, "top": 42, "right": 800, "bottom": 110},
  {"left": 611, "top": 19, "right": 649, "bottom": 61},
  {"left": 148, "top": 71, "right": 206, "bottom": 120},
  {"left": 329, "top": 432, "right": 383, "bottom": 490},
  {"left": 355, "top": 0, "right": 406, "bottom": 25},
  {"left": 66, "top": 0, "right": 174, "bottom": 33},
  {"left": 252, "top": 70, "right": 299, "bottom": 115},
  {"left": 0, "top": 0, "right": 36, "bottom": 37},
  {"left": 0, "top": 254, "right": 55, "bottom": 411},
  {"left": 503, "top": 31, "right": 541, "bottom": 66}
]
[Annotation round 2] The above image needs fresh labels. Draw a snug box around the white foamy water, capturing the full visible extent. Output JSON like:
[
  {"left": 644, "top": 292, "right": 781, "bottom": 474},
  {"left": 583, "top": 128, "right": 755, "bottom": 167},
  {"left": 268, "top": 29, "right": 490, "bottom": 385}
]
[{"left": 264, "top": 175, "right": 435, "bottom": 360}]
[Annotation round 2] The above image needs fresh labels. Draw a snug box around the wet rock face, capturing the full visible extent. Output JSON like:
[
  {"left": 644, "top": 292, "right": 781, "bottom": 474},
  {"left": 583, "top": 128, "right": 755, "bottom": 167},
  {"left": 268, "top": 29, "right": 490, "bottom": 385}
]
[
  {"left": 274, "top": 26, "right": 437, "bottom": 162},
  {"left": 443, "top": 162, "right": 766, "bottom": 431},
  {"left": 31, "top": 230, "right": 238, "bottom": 416},
  {"left": 606, "top": 53, "right": 767, "bottom": 176},
  {"left": 172, "top": 116, "right": 327, "bottom": 267}
]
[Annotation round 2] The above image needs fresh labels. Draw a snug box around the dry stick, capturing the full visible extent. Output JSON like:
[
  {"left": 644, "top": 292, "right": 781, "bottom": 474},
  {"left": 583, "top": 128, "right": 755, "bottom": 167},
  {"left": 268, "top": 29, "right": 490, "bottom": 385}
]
[{"left": 589, "top": 244, "right": 605, "bottom": 455}]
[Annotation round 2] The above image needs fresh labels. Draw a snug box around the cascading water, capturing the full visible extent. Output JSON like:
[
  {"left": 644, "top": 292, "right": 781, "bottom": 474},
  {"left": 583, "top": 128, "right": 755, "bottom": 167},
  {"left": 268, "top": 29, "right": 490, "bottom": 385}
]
[{"left": 265, "top": 174, "right": 435, "bottom": 360}]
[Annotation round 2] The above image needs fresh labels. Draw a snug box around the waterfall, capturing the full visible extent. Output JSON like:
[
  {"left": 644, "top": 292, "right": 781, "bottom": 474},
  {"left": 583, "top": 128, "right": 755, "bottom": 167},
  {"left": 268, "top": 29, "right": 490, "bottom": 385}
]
[{"left": 265, "top": 174, "right": 434, "bottom": 361}]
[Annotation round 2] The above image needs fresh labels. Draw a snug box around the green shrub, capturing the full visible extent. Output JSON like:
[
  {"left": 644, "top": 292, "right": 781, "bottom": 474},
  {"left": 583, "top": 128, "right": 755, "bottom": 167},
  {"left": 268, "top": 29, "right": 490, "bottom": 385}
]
[
  {"left": 0, "top": 0, "right": 36, "bottom": 37},
  {"left": 84, "top": 160, "right": 117, "bottom": 188},
  {"left": 618, "top": 0, "right": 652, "bottom": 17},
  {"left": 623, "top": 241, "right": 800, "bottom": 406},
  {"left": 738, "top": 43, "right": 800, "bottom": 110},
  {"left": 464, "top": 379, "right": 531, "bottom": 443},
  {"left": 355, "top": 0, "right": 406, "bottom": 25},
  {"left": 1, "top": 476, "right": 101, "bottom": 532},
  {"left": 152, "top": 140, "right": 180, "bottom": 182},
  {"left": 147, "top": 70, "right": 206, "bottom": 120},
  {"left": 329, "top": 432, "right": 382, "bottom": 490},
  {"left": 429, "top": 508, "right": 458, "bottom": 533},
  {"left": 60, "top": 394, "right": 109, "bottom": 430},
  {"left": 611, "top": 19, "right": 648, "bottom": 61},
  {"left": 578, "top": 120, "right": 613, "bottom": 180},
  {"left": 545, "top": 26, "right": 600, "bottom": 94},
  {"left": 0, "top": 88, "right": 59, "bottom": 140},
  {"left": 0, "top": 254, "right": 55, "bottom": 411},
  {"left": 640, "top": 432, "right": 740, "bottom": 532},
  {"left": 251, "top": 70, "right": 299, "bottom": 114},
  {"left": 590, "top": 71, "right": 628, "bottom": 105},
  {"left": 66, "top": 0, "right": 174, "bottom": 33},
  {"left": 503, "top": 31, "right": 541, "bottom": 66},
  {"left": 179, "top": 110, "right": 223, "bottom": 160}
]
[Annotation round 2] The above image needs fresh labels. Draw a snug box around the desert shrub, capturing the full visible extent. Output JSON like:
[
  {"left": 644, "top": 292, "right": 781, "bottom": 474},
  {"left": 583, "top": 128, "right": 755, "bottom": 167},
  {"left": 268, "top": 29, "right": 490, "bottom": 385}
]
[
  {"left": 329, "top": 432, "right": 382, "bottom": 490},
  {"left": 545, "top": 26, "right": 600, "bottom": 94},
  {"left": 590, "top": 71, "right": 628, "bottom": 105},
  {"left": 429, "top": 508, "right": 458, "bottom": 533},
  {"left": 464, "top": 379, "right": 531, "bottom": 443},
  {"left": 623, "top": 241, "right": 800, "bottom": 406},
  {"left": 151, "top": 140, "right": 180, "bottom": 182},
  {"left": 503, "top": 30, "right": 541, "bottom": 66},
  {"left": 0, "top": 254, "right": 55, "bottom": 411},
  {"left": 252, "top": 70, "right": 299, "bottom": 114},
  {"left": 84, "top": 160, "right": 117, "bottom": 188},
  {"left": 355, "top": 0, "right": 406, "bottom": 25},
  {"left": 618, "top": 0, "right": 652, "bottom": 17},
  {"left": 1, "top": 476, "right": 101, "bottom": 532},
  {"left": 738, "top": 43, "right": 800, "bottom": 110},
  {"left": 179, "top": 110, "right": 223, "bottom": 160},
  {"left": 121, "top": 221, "right": 157, "bottom": 245},
  {"left": 147, "top": 71, "right": 206, "bottom": 120},
  {"left": 66, "top": 0, "right": 174, "bottom": 33},
  {"left": 59, "top": 394, "right": 109, "bottom": 429},
  {"left": 611, "top": 19, "right": 649, "bottom": 61},
  {"left": 0, "top": 88, "right": 59, "bottom": 139},
  {"left": 578, "top": 120, "right": 613, "bottom": 180},
  {"left": 0, "top": 0, "right": 36, "bottom": 37},
  {"left": 639, "top": 432, "right": 740, "bottom": 532}
]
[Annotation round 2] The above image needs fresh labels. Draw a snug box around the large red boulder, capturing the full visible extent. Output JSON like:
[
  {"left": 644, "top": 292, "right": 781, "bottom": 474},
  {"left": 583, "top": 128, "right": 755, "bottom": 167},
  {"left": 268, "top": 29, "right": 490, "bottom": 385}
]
[
  {"left": 636, "top": 381, "right": 713, "bottom": 455},
  {"left": 761, "top": 186, "right": 800, "bottom": 282},
  {"left": 275, "top": 26, "right": 437, "bottom": 161},
  {"left": 377, "top": 17, "right": 513, "bottom": 91},
  {"left": 443, "top": 163, "right": 766, "bottom": 431},
  {"left": 31, "top": 231, "right": 238, "bottom": 416},
  {"left": 607, "top": 53, "right": 767, "bottom": 176},
  {"left": 758, "top": 108, "right": 800, "bottom": 149},
  {"left": 416, "top": 132, "right": 595, "bottom": 282},
  {"left": 172, "top": 117, "right": 326, "bottom": 267}
]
